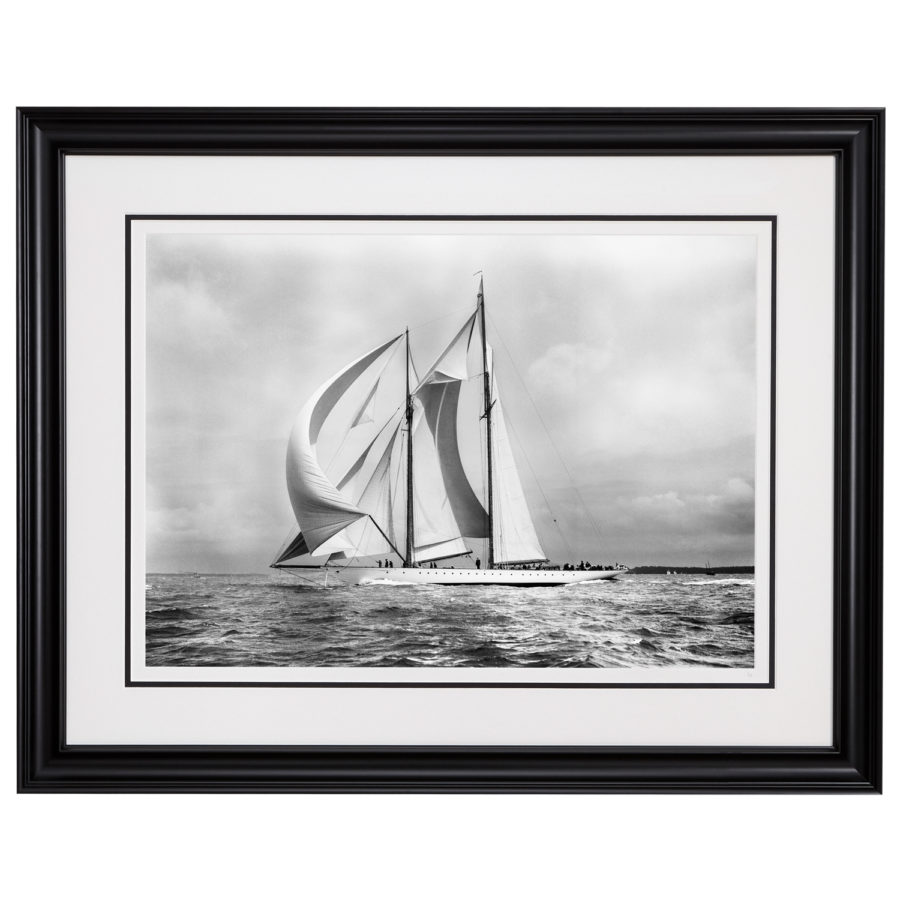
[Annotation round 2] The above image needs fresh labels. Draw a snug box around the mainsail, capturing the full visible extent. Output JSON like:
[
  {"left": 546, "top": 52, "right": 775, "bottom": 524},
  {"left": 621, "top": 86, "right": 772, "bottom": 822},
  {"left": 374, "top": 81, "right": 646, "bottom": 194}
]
[
  {"left": 408, "top": 405, "right": 471, "bottom": 563},
  {"left": 487, "top": 347, "right": 547, "bottom": 565}
]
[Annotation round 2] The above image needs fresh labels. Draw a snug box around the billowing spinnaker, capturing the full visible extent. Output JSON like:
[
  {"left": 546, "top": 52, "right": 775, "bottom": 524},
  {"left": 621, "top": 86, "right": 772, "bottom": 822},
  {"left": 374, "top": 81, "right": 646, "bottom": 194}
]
[
  {"left": 285, "top": 335, "right": 401, "bottom": 555},
  {"left": 488, "top": 348, "right": 547, "bottom": 564}
]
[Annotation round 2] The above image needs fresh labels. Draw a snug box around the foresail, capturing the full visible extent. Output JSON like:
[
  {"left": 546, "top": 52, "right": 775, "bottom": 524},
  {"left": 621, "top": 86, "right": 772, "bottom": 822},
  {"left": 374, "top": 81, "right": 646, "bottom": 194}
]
[
  {"left": 489, "top": 349, "right": 547, "bottom": 564},
  {"left": 418, "top": 311, "right": 476, "bottom": 384},
  {"left": 284, "top": 334, "right": 401, "bottom": 556},
  {"left": 417, "top": 381, "right": 489, "bottom": 539},
  {"left": 415, "top": 312, "right": 489, "bottom": 538},
  {"left": 384, "top": 404, "right": 473, "bottom": 564}
]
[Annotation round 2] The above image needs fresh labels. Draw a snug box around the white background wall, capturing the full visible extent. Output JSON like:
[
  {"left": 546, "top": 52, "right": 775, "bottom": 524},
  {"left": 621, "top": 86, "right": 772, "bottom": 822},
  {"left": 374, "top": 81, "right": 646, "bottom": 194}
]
[{"left": 1, "top": 2, "right": 894, "bottom": 898}]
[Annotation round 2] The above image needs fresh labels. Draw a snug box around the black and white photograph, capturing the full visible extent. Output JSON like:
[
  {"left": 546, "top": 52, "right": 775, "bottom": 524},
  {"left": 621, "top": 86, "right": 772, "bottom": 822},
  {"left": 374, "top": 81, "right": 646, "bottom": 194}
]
[
  {"left": 10, "top": 10, "right": 888, "bottom": 895},
  {"left": 134, "top": 220, "right": 771, "bottom": 682}
]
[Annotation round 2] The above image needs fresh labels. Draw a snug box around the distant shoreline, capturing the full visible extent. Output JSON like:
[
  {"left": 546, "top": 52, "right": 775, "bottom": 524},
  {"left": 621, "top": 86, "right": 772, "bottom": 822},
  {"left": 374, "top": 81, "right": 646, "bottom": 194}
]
[{"left": 630, "top": 566, "right": 754, "bottom": 575}]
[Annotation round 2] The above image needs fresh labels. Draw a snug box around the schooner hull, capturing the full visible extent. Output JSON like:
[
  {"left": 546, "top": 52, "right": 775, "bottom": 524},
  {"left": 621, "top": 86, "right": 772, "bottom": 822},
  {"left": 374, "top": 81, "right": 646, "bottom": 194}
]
[{"left": 334, "top": 567, "right": 625, "bottom": 587}]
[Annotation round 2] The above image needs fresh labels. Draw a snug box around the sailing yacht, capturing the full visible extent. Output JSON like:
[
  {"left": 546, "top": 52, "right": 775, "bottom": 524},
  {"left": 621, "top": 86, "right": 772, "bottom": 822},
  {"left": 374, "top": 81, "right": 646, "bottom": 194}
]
[{"left": 271, "top": 278, "right": 624, "bottom": 587}]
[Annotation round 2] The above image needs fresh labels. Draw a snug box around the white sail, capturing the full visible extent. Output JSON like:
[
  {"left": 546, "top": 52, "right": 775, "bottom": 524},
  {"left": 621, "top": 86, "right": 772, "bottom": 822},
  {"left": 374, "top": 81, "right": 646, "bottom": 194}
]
[
  {"left": 282, "top": 334, "right": 401, "bottom": 557},
  {"left": 415, "top": 313, "right": 489, "bottom": 539},
  {"left": 411, "top": 406, "right": 470, "bottom": 562},
  {"left": 418, "top": 312, "right": 477, "bottom": 384},
  {"left": 307, "top": 531, "right": 359, "bottom": 559},
  {"left": 336, "top": 410, "right": 403, "bottom": 499},
  {"left": 318, "top": 425, "right": 400, "bottom": 560},
  {"left": 387, "top": 405, "right": 471, "bottom": 564},
  {"left": 275, "top": 298, "right": 553, "bottom": 573},
  {"left": 488, "top": 348, "right": 547, "bottom": 564}
]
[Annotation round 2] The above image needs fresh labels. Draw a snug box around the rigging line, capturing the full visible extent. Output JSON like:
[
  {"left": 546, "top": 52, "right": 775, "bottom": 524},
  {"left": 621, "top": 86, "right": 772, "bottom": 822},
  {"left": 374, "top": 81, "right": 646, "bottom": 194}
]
[
  {"left": 333, "top": 516, "right": 372, "bottom": 570},
  {"left": 282, "top": 568, "right": 329, "bottom": 587},
  {"left": 406, "top": 303, "right": 479, "bottom": 336},
  {"left": 367, "top": 515, "right": 403, "bottom": 559},
  {"left": 485, "top": 309, "right": 605, "bottom": 547},
  {"left": 388, "top": 425, "right": 406, "bottom": 559}
]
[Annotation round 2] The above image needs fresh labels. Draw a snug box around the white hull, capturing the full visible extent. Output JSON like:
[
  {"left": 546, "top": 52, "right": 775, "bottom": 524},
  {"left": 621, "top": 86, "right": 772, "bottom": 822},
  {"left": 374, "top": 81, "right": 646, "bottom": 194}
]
[{"left": 331, "top": 566, "right": 626, "bottom": 587}]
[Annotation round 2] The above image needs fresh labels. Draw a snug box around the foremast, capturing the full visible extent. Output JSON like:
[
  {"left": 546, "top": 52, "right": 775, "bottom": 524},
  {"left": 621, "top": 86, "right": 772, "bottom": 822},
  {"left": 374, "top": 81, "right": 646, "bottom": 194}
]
[
  {"left": 477, "top": 276, "right": 496, "bottom": 569},
  {"left": 404, "top": 326, "right": 416, "bottom": 566}
]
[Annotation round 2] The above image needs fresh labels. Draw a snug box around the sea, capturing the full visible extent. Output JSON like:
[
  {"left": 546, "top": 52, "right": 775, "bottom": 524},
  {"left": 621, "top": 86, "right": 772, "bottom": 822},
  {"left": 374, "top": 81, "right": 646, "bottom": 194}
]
[{"left": 145, "top": 571, "right": 755, "bottom": 668}]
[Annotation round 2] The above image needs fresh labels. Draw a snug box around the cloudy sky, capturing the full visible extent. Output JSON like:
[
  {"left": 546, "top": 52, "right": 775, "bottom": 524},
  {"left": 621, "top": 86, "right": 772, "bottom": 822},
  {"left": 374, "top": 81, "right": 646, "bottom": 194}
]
[{"left": 145, "top": 229, "right": 758, "bottom": 572}]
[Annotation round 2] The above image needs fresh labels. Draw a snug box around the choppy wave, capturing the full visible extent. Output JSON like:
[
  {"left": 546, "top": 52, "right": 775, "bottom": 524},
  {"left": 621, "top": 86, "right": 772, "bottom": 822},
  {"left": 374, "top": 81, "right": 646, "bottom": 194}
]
[
  {"left": 683, "top": 578, "right": 755, "bottom": 586},
  {"left": 357, "top": 578, "right": 424, "bottom": 587},
  {"left": 144, "top": 572, "right": 755, "bottom": 669},
  {"left": 146, "top": 606, "right": 208, "bottom": 621}
]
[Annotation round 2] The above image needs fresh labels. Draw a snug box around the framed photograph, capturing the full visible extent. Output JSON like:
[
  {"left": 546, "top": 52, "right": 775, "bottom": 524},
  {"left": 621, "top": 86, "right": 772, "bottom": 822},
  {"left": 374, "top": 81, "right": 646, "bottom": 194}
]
[{"left": 18, "top": 108, "right": 883, "bottom": 791}]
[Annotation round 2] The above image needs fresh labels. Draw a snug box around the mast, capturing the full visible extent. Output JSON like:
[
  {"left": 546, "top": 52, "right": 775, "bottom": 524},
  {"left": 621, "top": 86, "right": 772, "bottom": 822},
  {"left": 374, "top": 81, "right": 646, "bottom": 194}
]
[
  {"left": 478, "top": 276, "right": 495, "bottom": 569},
  {"left": 404, "top": 326, "right": 415, "bottom": 566}
]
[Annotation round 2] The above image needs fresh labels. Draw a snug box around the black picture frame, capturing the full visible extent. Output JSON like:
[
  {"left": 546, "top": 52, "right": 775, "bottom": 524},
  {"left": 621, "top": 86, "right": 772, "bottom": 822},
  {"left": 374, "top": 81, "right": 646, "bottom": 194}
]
[{"left": 17, "top": 108, "right": 884, "bottom": 793}]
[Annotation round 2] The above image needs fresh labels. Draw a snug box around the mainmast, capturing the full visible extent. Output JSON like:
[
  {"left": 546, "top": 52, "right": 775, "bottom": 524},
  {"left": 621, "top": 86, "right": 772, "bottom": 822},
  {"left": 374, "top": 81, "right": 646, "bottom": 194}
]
[
  {"left": 478, "top": 276, "right": 495, "bottom": 569},
  {"left": 404, "top": 326, "right": 415, "bottom": 567}
]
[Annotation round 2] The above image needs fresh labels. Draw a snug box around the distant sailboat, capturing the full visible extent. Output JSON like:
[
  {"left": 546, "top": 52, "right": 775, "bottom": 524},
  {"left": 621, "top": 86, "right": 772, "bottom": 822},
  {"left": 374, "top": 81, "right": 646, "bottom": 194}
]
[{"left": 270, "top": 277, "right": 624, "bottom": 586}]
